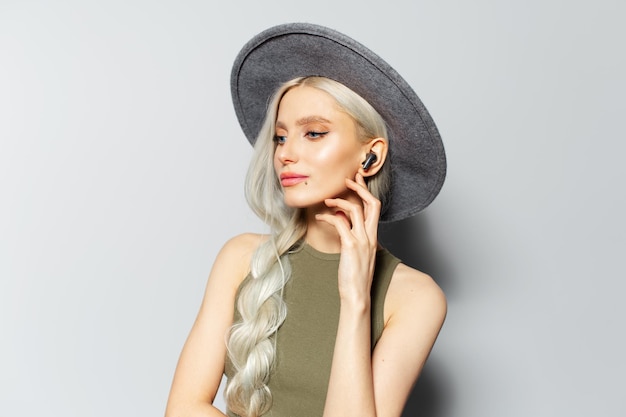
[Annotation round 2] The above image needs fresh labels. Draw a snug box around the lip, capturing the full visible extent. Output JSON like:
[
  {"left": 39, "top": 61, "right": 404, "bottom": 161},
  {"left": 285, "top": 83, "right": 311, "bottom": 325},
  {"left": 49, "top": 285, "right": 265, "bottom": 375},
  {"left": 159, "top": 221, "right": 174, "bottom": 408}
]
[{"left": 280, "top": 172, "right": 309, "bottom": 187}]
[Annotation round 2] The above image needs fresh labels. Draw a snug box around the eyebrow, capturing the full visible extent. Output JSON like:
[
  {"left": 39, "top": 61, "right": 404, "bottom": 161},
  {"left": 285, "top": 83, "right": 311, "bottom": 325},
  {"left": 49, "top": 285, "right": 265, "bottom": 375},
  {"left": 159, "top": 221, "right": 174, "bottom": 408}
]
[{"left": 275, "top": 116, "right": 332, "bottom": 130}]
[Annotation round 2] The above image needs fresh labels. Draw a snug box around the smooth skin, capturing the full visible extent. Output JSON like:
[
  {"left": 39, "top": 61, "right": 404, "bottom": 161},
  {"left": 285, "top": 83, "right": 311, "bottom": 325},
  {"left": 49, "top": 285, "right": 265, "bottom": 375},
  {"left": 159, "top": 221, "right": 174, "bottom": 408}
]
[{"left": 165, "top": 86, "right": 447, "bottom": 417}]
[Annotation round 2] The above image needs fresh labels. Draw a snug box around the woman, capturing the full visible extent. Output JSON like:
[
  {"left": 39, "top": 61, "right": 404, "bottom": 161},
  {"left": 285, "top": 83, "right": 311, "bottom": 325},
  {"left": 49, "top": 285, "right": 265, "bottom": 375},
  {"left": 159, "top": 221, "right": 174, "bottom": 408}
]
[{"left": 166, "top": 23, "right": 447, "bottom": 417}]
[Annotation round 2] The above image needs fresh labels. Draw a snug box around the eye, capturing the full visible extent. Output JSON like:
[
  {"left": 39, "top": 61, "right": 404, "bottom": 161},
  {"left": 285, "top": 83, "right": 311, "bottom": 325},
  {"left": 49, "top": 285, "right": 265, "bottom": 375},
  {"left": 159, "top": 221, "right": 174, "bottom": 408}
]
[
  {"left": 273, "top": 135, "right": 287, "bottom": 144},
  {"left": 306, "top": 131, "right": 329, "bottom": 139}
]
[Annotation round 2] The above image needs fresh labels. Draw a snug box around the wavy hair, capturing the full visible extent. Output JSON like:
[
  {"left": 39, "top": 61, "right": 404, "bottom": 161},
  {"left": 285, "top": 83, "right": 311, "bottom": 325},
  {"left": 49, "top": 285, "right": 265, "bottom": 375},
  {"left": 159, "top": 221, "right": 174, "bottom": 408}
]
[{"left": 225, "top": 76, "right": 390, "bottom": 417}]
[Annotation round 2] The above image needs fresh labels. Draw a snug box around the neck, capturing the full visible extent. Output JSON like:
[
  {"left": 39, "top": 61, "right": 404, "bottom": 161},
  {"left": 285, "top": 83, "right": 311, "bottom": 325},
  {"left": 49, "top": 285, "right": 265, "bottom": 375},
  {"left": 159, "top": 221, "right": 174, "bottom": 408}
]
[{"left": 304, "top": 212, "right": 342, "bottom": 253}]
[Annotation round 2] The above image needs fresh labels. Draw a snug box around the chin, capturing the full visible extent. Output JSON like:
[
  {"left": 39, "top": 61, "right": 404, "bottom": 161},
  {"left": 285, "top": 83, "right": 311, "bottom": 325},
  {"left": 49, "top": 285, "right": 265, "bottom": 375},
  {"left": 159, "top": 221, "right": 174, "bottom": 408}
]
[
  {"left": 281, "top": 193, "right": 326, "bottom": 209},
  {"left": 281, "top": 185, "right": 350, "bottom": 209},
  {"left": 282, "top": 197, "right": 322, "bottom": 209}
]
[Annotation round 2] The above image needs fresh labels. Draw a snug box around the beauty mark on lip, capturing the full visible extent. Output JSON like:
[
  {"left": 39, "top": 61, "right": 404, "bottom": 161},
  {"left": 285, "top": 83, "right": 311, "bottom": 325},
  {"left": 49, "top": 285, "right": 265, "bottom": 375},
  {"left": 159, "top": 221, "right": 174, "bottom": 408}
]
[{"left": 280, "top": 172, "right": 308, "bottom": 187}]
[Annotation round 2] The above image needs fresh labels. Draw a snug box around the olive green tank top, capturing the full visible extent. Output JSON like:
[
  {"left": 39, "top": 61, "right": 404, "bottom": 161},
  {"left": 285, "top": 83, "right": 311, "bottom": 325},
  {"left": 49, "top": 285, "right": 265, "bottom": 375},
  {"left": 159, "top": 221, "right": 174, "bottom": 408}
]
[{"left": 224, "top": 243, "right": 401, "bottom": 417}]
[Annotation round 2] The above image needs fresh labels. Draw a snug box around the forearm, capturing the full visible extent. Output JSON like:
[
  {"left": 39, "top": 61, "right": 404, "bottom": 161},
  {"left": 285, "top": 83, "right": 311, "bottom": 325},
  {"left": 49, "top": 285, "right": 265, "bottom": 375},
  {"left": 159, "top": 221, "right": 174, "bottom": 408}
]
[{"left": 323, "top": 298, "right": 376, "bottom": 417}]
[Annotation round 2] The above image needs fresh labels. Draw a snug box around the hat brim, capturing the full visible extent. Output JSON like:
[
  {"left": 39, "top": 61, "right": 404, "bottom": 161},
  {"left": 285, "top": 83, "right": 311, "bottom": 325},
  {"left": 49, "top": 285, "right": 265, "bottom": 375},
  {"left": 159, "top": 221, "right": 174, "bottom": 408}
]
[{"left": 231, "top": 23, "right": 446, "bottom": 222}]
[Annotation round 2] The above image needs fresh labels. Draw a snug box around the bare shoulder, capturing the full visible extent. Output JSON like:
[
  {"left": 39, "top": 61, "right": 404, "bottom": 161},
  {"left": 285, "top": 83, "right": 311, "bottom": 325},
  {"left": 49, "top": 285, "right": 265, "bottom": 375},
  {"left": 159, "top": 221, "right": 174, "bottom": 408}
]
[
  {"left": 385, "top": 263, "right": 447, "bottom": 329},
  {"left": 218, "top": 233, "right": 267, "bottom": 262},
  {"left": 209, "top": 233, "right": 268, "bottom": 288}
]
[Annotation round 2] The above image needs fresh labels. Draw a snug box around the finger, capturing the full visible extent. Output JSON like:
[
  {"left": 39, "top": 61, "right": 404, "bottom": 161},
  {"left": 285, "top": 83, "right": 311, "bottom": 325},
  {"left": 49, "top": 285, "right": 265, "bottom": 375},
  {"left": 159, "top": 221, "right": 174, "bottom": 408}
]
[
  {"left": 345, "top": 174, "right": 380, "bottom": 212},
  {"left": 345, "top": 175, "right": 381, "bottom": 237},
  {"left": 344, "top": 176, "right": 380, "bottom": 241},
  {"left": 355, "top": 172, "right": 368, "bottom": 187},
  {"left": 323, "top": 198, "right": 366, "bottom": 237},
  {"left": 315, "top": 213, "right": 356, "bottom": 245}
]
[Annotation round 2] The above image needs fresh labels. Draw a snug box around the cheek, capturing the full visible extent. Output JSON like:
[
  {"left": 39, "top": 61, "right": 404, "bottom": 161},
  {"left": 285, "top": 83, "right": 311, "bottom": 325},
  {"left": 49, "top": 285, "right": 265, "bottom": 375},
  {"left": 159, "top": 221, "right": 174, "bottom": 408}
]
[
  {"left": 315, "top": 146, "right": 360, "bottom": 173},
  {"left": 272, "top": 151, "right": 281, "bottom": 173}
]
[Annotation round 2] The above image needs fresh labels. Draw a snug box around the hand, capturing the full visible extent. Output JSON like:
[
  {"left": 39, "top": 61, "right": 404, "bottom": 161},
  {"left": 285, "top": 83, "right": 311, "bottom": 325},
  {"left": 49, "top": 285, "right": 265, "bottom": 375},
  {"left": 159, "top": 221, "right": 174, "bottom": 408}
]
[{"left": 315, "top": 173, "right": 382, "bottom": 304}]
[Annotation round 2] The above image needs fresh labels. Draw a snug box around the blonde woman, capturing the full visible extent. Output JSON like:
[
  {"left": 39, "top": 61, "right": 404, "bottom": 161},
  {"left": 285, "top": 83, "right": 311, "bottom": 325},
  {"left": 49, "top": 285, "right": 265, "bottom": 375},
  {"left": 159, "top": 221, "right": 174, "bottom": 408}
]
[{"left": 166, "top": 23, "right": 447, "bottom": 417}]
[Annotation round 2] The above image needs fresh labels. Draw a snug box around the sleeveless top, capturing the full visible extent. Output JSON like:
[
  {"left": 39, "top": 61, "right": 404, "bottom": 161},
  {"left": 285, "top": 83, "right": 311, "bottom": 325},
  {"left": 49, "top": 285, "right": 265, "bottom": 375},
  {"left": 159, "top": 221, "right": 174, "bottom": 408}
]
[{"left": 224, "top": 243, "right": 401, "bottom": 417}]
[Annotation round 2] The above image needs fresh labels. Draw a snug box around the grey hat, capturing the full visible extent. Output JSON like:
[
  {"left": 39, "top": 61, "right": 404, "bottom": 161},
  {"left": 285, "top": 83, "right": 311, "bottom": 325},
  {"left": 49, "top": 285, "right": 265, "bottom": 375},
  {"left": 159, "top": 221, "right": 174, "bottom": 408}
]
[{"left": 231, "top": 23, "right": 446, "bottom": 222}]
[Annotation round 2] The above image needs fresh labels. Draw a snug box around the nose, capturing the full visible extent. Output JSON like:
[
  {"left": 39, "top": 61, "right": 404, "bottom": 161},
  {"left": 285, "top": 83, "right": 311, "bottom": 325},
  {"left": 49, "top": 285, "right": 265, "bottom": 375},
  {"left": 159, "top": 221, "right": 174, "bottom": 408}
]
[{"left": 275, "top": 135, "right": 298, "bottom": 165}]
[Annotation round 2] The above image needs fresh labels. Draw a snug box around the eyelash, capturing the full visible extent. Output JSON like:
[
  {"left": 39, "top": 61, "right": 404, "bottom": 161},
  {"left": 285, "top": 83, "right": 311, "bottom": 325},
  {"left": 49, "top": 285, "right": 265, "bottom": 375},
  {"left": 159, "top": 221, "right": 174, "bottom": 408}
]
[
  {"left": 306, "top": 131, "right": 328, "bottom": 139},
  {"left": 273, "top": 131, "right": 329, "bottom": 144},
  {"left": 273, "top": 135, "right": 286, "bottom": 144}
]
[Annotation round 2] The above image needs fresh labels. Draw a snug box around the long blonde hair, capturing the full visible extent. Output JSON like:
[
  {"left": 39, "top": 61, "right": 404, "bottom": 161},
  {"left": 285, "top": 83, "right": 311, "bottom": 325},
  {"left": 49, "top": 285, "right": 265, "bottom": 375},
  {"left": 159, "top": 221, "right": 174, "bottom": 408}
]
[{"left": 225, "top": 76, "right": 390, "bottom": 417}]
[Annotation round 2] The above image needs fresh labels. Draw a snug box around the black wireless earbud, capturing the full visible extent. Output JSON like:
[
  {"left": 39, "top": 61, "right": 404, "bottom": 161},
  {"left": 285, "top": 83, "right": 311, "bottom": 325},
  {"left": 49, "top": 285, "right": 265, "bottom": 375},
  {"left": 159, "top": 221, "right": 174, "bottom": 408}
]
[{"left": 361, "top": 152, "right": 377, "bottom": 170}]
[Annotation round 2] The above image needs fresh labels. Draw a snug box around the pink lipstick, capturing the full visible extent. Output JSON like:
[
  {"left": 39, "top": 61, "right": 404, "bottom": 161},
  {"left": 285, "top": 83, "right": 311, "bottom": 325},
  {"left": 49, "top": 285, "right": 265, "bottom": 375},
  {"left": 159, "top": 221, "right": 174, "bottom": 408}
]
[{"left": 280, "top": 172, "right": 308, "bottom": 187}]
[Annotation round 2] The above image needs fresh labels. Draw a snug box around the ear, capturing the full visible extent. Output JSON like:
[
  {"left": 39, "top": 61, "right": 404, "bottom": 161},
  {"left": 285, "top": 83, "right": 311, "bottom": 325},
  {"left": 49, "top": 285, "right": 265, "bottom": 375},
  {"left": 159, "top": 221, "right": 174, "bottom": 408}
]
[{"left": 359, "top": 138, "right": 388, "bottom": 177}]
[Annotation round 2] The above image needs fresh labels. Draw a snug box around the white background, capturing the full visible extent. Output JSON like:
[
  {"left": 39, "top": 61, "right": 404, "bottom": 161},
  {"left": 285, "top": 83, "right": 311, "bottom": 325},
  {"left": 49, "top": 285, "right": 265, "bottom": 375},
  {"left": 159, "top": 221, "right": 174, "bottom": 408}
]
[{"left": 1, "top": 0, "right": 624, "bottom": 416}]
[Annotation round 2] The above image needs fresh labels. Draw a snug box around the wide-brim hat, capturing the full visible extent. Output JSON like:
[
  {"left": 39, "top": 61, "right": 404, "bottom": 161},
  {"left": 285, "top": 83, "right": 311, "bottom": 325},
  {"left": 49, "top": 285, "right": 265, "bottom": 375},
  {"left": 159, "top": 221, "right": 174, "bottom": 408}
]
[{"left": 231, "top": 23, "right": 446, "bottom": 222}]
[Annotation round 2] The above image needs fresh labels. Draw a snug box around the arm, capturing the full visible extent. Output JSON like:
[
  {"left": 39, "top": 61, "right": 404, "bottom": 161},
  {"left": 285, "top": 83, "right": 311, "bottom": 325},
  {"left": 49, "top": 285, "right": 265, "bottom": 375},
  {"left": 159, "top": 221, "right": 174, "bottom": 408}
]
[
  {"left": 371, "top": 264, "right": 447, "bottom": 417},
  {"left": 326, "top": 265, "right": 446, "bottom": 417},
  {"left": 164, "top": 233, "right": 262, "bottom": 417},
  {"left": 318, "top": 175, "right": 446, "bottom": 417}
]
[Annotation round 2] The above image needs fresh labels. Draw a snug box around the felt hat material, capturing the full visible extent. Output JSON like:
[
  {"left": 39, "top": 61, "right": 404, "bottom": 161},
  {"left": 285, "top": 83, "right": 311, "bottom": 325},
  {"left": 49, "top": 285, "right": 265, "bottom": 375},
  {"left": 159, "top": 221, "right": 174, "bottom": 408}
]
[{"left": 231, "top": 23, "right": 446, "bottom": 222}]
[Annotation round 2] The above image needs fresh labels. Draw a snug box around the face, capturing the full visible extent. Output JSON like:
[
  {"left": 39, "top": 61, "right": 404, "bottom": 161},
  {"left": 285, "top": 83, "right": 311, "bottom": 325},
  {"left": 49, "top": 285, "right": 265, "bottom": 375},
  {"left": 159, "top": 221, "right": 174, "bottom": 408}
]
[{"left": 273, "top": 85, "right": 366, "bottom": 210}]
